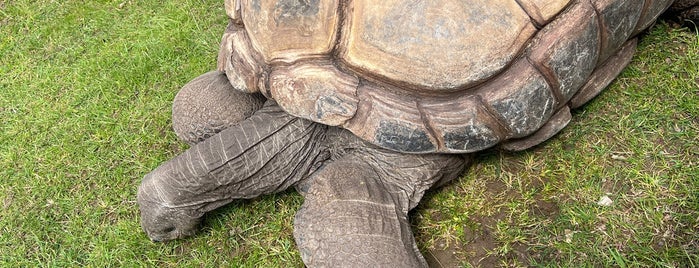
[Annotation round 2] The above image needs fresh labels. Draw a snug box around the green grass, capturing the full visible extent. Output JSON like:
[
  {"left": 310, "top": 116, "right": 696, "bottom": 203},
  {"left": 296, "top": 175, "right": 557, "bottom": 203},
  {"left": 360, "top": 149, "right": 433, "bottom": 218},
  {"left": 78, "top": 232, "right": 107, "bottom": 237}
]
[
  {"left": 1, "top": 1, "right": 697, "bottom": 267},
  {"left": 415, "top": 24, "right": 699, "bottom": 267}
]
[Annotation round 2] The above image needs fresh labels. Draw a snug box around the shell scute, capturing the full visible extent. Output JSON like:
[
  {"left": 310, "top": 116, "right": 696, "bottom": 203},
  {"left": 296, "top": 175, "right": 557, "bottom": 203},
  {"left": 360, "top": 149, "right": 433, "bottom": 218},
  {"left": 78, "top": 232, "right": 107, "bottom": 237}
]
[
  {"left": 217, "top": 21, "right": 266, "bottom": 93},
  {"left": 633, "top": 0, "right": 674, "bottom": 35},
  {"left": 344, "top": 84, "right": 439, "bottom": 153},
  {"left": 241, "top": 0, "right": 340, "bottom": 63},
  {"left": 592, "top": 0, "right": 644, "bottom": 63},
  {"left": 527, "top": 1, "right": 601, "bottom": 104},
  {"left": 224, "top": 0, "right": 243, "bottom": 24},
  {"left": 422, "top": 97, "right": 501, "bottom": 153},
  {"left": 516, "top": 0, "right": 572, "bottom": 25},
  {"left": 339, "top": 0, "right": 536, "bottom": 91},
  {"left": 478, "top": 60, "right": 556, "bottom": 139},
  {"left": 570, "top": 39, "right": 637, "bottom": 109},
  {"left": 269, "top": 61, "right": 359, "bottom": 126},
  {"left": 501, "top": 106, "right": 572, "bottom": 151}
]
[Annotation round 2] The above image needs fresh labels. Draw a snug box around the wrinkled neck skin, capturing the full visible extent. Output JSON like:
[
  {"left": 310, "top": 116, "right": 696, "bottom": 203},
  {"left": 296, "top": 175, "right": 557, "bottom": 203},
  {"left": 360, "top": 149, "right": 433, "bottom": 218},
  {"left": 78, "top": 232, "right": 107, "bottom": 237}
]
[{"left": 137, "top": 103, "right": 331, "bottom": 241}]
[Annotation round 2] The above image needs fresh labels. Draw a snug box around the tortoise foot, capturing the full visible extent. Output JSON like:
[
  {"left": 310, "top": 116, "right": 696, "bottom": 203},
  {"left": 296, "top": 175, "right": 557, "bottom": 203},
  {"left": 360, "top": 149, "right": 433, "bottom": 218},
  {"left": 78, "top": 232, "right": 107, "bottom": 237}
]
[{"left": 294, "top": 129, "right": 466, "bottom": 267}]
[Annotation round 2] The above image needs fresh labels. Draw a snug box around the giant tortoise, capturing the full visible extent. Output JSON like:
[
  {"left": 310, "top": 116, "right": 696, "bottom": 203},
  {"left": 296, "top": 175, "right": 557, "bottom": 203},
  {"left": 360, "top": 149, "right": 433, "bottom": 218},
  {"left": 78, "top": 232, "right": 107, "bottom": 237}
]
[{"left": 137, "top": 0, "right": 698, "bottom": 266}]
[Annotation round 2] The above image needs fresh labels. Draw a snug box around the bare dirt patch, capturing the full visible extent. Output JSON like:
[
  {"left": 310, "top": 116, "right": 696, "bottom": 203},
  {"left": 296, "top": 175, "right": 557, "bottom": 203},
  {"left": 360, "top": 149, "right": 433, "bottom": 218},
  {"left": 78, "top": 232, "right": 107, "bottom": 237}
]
[
  {"left": 420, "top": 151, "right": 567, "bottom": 266},
  {"left": 530, "top": 198, "right": 560, "bottom": 218},
  {"left": 3, "top": 188, "right": 13, "bottom": 210},
  {"left": 461, "top": 224, "right": 501, "bottom": 267},
  {"left": 424, "top": 238, "right": 462, "bottom": 268}
]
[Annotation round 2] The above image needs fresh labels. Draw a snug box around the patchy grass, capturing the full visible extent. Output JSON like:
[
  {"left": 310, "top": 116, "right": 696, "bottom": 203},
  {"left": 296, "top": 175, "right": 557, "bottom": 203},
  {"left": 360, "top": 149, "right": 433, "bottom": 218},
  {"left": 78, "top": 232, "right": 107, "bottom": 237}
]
[
  {"left": 416, "top": 25, "right": 699, "bottom": 267},
  {"left": 0, "top": 1, "right": 697, "bottom": 267}
]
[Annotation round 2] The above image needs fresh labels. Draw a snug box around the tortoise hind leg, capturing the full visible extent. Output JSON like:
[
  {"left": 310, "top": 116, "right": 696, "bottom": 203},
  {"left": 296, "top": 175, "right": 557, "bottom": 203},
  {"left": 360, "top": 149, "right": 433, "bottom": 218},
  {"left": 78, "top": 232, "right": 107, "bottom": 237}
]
[
  {"left": 294, "top": 130, "right": 466, "bottom": 267},
  {"left": 172, "top": 71, "right": 265, "bottom": 145},
  {"left": 669, "top": 0, "right": 699, "bottom": 26}
]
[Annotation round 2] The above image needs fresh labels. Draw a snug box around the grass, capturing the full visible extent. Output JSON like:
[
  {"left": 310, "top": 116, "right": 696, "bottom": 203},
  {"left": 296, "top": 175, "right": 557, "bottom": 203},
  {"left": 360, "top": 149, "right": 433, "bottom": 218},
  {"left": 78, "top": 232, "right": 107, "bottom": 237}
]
[
  {"left": 0, "top": 1, "right": 697, "bottom": 267},
  {"left": 415, "top": 22, "right": 699, "bottom": 267}
]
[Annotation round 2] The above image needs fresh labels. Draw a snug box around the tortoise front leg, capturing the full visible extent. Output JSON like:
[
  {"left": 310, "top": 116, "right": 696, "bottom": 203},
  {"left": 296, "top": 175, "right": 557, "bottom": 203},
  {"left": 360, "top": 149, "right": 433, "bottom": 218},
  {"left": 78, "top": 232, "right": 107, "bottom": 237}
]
[
  {"left": 171, "top": 71, "right": 265, "bottom": 145},
  {"left": 294, "top": 130, "right": 466, "bottom": 267},
  {"left": 137, "top": 102, "right": 328, "bottom": 242}
]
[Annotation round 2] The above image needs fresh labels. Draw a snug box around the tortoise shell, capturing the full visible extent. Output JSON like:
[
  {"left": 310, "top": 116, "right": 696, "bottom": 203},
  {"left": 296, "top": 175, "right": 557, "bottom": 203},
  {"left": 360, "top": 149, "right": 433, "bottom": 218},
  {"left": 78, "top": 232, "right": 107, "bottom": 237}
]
[{"left": 217, "top": 0, "right": 673, "bottom": 153}]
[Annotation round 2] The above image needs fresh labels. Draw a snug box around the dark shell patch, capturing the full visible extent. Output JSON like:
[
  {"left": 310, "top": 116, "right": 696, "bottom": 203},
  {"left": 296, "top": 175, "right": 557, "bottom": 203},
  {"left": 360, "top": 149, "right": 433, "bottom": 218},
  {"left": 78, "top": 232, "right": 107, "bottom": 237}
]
[
  {"left": 272, "top": 0, "right": 320, "bottom": 26},
  {"left": 375, "top": 120, "right": 436, "bottom": 153},
  {"left": 442, "top": 126, "right": 500, "bottom": 152}
]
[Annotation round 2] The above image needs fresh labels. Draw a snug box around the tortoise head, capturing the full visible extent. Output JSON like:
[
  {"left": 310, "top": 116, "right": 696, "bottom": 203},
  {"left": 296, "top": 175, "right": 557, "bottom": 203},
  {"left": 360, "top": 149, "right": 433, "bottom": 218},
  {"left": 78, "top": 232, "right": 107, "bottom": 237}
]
[{"left": 137, "top": 172, "right": 203, "bottom": 242}]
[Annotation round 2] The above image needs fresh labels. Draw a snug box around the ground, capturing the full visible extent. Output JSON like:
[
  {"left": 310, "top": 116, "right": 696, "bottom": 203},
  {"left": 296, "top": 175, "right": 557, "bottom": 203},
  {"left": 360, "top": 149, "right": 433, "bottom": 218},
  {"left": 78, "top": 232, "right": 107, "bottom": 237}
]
[{"left": 0, "top": 1, "right": 697, "bottom": 267}]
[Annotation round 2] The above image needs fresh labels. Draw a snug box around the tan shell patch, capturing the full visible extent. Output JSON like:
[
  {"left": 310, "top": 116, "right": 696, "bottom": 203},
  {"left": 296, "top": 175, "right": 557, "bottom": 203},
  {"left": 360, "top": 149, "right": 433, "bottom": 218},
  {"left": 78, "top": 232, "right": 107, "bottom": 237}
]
[
  {"left": 241, "top": 0, "right": 340, "bottom": 63},
  {"left": 217, "top": 21, "right": 266, "bottom": 94},
  {"left": 339, "top": 0, "right": 536, "bottom": 91},
  {"left": 224, "top": 0, "right": 242, "bottom": 24},
  {"left": 270, "top": 61, "right": 359, "bottom": 126}
]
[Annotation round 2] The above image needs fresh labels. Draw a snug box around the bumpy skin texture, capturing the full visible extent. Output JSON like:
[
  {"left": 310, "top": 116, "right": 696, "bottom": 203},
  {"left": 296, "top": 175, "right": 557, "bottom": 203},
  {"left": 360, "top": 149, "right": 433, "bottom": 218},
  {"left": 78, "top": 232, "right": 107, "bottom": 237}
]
[
  {"left": 172, "top": 71, "right": 265, "bottom": 145},
  {"left": 139, "top": 98, "right": 328, "bottom": 241},
  {"left": 668, "top": 0, "right": 699, "bottom": 25}
]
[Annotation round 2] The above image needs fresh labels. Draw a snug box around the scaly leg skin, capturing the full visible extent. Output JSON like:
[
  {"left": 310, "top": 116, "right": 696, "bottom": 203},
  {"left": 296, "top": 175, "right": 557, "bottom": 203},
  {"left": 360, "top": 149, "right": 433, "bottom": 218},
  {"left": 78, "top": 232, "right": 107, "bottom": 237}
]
[
  {"left": 294, "top": 128, "right": 467, "bottom": 267},
  {"left": 171, "top": 71, "right": 265, "bottom": 145},
  {"left": 138, "top": 101, "right": 328, "bottom": 241},
  {"left": 138, "top": 71, "right": 323, "bottom": 241}
]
